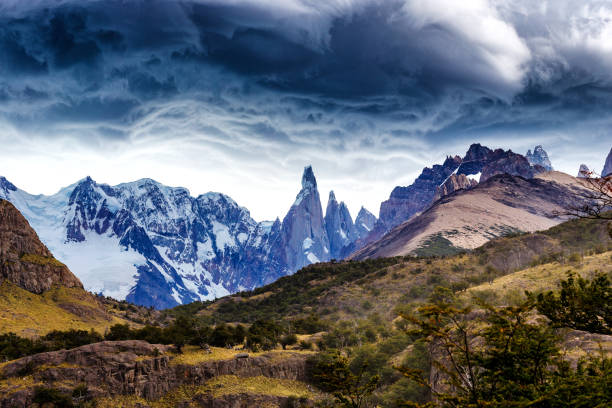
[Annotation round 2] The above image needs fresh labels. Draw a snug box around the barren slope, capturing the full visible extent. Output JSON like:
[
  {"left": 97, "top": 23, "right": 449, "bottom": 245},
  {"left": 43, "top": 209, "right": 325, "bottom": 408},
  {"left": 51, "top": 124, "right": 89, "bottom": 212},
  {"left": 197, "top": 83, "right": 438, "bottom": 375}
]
[{"left": 352, "top": 172, "right": 587, "bottom": 259}]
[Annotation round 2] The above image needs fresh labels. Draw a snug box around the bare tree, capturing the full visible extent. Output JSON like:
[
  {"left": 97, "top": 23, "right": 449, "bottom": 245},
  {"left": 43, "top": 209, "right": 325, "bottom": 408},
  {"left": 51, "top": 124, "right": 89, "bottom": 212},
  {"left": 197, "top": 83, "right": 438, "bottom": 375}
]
[{"left": 563, "top": 169, "right": 612, "bottom": 220}]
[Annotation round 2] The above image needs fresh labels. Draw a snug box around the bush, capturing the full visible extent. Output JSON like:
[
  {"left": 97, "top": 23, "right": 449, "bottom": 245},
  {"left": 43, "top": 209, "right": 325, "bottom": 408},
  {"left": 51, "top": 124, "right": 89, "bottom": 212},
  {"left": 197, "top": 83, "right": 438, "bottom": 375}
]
[
  {"left": 41, "top": 329, "right": 102, "bottom": 350},
  {"left": 534, "top": 272, "right": 611, "bottom": 334},
  {"left": 247, "top": 319, "right": 282, "bottom": 351},
  {"left": 280, "top": 334, "right": 298, "bottom": 350}
]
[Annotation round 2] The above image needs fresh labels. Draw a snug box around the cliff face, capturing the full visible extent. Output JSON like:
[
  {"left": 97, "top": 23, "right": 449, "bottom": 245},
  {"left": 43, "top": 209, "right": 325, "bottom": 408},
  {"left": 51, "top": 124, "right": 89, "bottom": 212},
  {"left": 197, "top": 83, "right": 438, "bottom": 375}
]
[
  {"left": 0, "top": 199, "right": 82, "bottom": 293},
  {"left": 434, "top": 174, "right": 478, "bottom": 202},
  {"left": 0, "top": 341, "right": 311, "bottom": 407},
  {"left": 325, "top": 191, "right": 358, "bottom": 259},
  {"left": 280, "top": 166, "right": 330, "bottom": 271}
]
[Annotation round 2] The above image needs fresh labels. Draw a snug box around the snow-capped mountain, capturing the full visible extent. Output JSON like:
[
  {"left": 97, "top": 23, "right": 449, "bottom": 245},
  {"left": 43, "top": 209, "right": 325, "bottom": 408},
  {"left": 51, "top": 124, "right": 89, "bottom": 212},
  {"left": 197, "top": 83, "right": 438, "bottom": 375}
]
[
  {"left": 0, "top": 166, "right": 374, "bottom": 308},
  {"left": 526, "top": 145, "right": 553, "bottom": 171}
]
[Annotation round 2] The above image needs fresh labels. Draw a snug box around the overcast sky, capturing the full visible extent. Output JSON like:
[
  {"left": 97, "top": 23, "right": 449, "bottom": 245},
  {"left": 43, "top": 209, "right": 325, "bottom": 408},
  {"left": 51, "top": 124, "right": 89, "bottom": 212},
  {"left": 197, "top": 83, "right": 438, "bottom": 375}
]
[{"left": 1, "top": 0, "right": 611, "bottom": 221}]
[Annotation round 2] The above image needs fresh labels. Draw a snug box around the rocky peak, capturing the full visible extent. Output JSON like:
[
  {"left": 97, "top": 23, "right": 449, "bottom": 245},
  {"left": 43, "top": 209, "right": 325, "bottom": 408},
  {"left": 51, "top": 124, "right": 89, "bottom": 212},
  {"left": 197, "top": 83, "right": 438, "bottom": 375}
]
[
  {"left": 281, "top": 166, "right": 329, "bottom": 271},
  {"left": 480, "top": 150, "right": 544, "bottom": 182},
  {"left": 375, "top": 144, "right": 546, "bottom": 243},
  {"left": 0, "top": 199, "right": 83, "bottom": 293},
  {"left": 602, "top": 148, "right": 612, "bottom": 177},
  {"left": 301, "top": 165, "right": 317, "bottom": 190},
  {"left": 378, "top": 155, "right": 461, "bottom": 232},
  {"left": 325, "top": 191, "right": 357, "bottom": 259},
  {"left": 526, "top": 145, "right": 553, "bottom": 171},
  {"left": 355, "top": 207, "right": 377, "bottom": 240},
  {"left": 0, "top": 176, "right": 17, "bottom": 196},
  {"left": 577, "top": 164, "right": 592, "bottom": 178}
]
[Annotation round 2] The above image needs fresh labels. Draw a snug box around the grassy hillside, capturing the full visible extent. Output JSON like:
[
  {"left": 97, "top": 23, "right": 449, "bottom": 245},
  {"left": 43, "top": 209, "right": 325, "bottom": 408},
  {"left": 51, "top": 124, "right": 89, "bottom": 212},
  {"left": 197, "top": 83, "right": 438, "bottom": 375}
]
[
  {"left": 0, "top": 281, "right": 144, "bottom": 337},
  {"left": 166, "top": 217, "right": 612, "bottom": 325}
]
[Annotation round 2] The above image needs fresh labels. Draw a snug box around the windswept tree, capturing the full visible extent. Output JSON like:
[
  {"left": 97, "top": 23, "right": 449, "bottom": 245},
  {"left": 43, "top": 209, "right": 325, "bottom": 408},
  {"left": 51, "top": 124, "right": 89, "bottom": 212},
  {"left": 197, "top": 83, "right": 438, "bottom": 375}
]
[{"left": 564, "top": 169, "right": 612, "bottom": 223}]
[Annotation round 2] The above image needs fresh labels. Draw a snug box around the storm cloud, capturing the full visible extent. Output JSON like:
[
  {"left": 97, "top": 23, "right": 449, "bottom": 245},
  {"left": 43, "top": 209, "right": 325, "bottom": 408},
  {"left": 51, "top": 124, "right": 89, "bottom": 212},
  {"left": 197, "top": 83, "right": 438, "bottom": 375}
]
[{"left": 0, "top": 0, "right": 611, "bottom": 220}]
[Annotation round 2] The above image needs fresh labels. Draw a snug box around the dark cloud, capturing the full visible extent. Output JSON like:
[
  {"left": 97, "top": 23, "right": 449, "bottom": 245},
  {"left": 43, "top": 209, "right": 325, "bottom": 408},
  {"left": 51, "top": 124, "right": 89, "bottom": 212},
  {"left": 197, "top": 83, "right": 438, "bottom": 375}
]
[
  {"left": 0, "top": 0, "right": 610, "bottom": 156},
  {"left": 0, "top": 29, "right": 48, "bottom": 74},
  {"left": 46, "top": 97, "right": 139, "bottom": 123}
]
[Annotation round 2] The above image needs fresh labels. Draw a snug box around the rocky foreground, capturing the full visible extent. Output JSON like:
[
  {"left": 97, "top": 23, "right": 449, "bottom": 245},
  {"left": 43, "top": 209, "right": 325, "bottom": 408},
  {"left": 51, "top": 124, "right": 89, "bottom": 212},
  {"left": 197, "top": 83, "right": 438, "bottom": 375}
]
[{"left": 0, "top": 340, "right": 317, "bottom": 407}]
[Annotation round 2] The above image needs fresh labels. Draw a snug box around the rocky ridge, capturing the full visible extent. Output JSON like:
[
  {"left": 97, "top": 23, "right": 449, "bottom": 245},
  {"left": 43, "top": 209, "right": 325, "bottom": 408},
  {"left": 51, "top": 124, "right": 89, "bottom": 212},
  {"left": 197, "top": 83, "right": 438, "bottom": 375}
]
[
  {"left": 368, "top": 144, "right": 549, "bottom": 246},
  {"left": 577, "top": 164, "right": 591, "bottom": 178},
  {"left": 526, "top": 145, "right": 553, "bottom": 171},
  {"left": 0, "top": 341, "right": 312, "bottom": 407},
  {"left": 0, "top": 199, "right": 82, "bottom": 293}
]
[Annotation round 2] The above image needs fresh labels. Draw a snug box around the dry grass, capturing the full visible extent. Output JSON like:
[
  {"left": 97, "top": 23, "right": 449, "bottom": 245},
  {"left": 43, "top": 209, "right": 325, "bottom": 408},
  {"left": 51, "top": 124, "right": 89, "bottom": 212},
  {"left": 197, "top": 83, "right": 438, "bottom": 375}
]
[
  {"left": 0, "top": 281, "right": 128, "bottom": 337},
  {"left": 19, "top": 253, "right": 65, "bottom": 267},
  {"left": 199, "top": 375, "right": 316, "bottom": 398},
  {"left": 0, "top": 375, "right": 42, "bottom": 397},
  {"left": 94, "top": 376, "right": 318, "bottom": 408},
  {"left": 169, "top": 345, "right": 314, "bottom": 366},
  {"left": 464, "top": 251, "right": 612, "bottom": 306}
]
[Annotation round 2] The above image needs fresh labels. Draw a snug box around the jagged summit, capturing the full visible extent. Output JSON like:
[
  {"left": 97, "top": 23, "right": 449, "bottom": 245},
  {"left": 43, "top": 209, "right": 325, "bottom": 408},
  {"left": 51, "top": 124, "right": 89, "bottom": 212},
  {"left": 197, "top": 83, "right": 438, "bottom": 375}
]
[
  {"left": 577, "top": 164, "right": 591, "bottom": 178},
  {"left": 324, "top": 191, "right": 357, "bottom": 259},
  {"left": 0, "top": 176, "right": 17, "bottom": 194},
  {"left": 369, "top": 144, "right": 548, "bottom": 248},
  {"left": 355, "top": 207, "right": 376, "bottom": 240},
  {"left": 526, "top": 145, "right": 553, "bottom": 171},
  {"left": 0, "top": 167, "right": 363, "bottom": 308},
  {"left": 301, "top": 165, "right": 317, "bottom": 190}
]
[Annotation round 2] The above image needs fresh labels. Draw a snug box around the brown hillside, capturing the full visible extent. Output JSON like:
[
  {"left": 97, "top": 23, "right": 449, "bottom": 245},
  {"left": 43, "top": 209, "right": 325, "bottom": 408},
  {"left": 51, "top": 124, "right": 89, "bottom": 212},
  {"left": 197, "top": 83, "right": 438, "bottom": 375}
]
[
  {"left": 0, "top": 199, "right": 82, "bottom": 293},
  {"left": 352, "top": 171, "right": 588, "bottom": 259}
]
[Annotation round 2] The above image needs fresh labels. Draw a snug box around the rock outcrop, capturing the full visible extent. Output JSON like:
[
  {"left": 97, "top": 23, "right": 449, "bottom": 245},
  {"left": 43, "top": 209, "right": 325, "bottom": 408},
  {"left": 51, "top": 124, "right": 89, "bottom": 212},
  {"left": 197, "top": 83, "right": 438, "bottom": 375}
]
[
  {"left": 480, "top": 150, "right": 544, "bottom": 182},
  {"left": 577, "top": 164, "right": 591, "bottom": 178},
  {"left": 603, "top": 148, "right": 612, "bottom": 177},
  {"left": 434, "top": 174, "right": 478, "bottom": 202},
  {"left": 354, "top": 207, "right": 377, "bottom": 240},
  {"left": 280, "top": 166, "right": 330, "bottom": 271},
  {"left": 0, "top": 341, "right": 311, "bottom": 407},
  {"left": 378, "top": 155, "right": 462, "bottom": 233},
  {"left": 0, "top": 199, "right": 82, "bottom": 293},
  {"left": 526, "top": 145, "right": 553, "bottom": 171},
  {"left": 325, "top": 191, "right": 358, "bottom": 259}
]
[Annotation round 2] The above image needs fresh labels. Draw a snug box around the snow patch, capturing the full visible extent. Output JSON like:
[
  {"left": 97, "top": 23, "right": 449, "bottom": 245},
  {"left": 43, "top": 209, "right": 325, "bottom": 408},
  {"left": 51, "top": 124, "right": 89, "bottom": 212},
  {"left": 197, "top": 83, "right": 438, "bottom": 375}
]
[
  {"left": 467, "top": 172, "right": 481, "bottom": 183},
  {"left": 302, "top": 237, "right": 313, "bottom": 250},
  {"left": 212, "top": 221, "right": 236, "bottom": 249},
  {"left": 306, "top": 252, "right": 320, "bottom": 263},
  {"left": 196, "top": 240, "right": 216, "bottom": 260},
  {"left": 52, "top": 232, "right": 143, "bottom": 300},
  {"left": 237, "top": 232, "right": 248, "bottom": 244}
]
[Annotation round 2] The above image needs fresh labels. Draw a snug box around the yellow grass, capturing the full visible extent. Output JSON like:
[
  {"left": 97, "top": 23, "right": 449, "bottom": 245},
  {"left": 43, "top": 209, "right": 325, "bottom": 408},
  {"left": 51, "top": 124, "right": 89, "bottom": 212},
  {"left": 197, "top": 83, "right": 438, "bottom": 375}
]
[
  {"left": 95, "top": 376, "right": 317, "bottom": 408},
  {"left": 0, "top": 375, "right": 42, "bottom": 397},
  {"left": 199, "top": 375, "right": 315, "bottom": 398},
  {"left": 0, "top": 280, "right": 128, "bottom": 337},
  {"left": 463, "top": 251, "right": 612, "bottom": 306},
  {"left": 169, "top": 345, "right": 314, "bottom": 366},
  {"left": 19, "top": 253, "right": 65, "bottom": 267}
]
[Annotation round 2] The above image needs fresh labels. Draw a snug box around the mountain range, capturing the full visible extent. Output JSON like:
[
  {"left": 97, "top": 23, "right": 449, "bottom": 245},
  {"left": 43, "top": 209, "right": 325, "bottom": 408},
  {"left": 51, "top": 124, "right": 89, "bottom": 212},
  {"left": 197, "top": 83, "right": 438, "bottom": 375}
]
[
  {"left": 1, "top": 143, "right": 607, "bottom": 308},
  {"left": 0, "top": 166, "right": 373, "bottom": 308}
]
